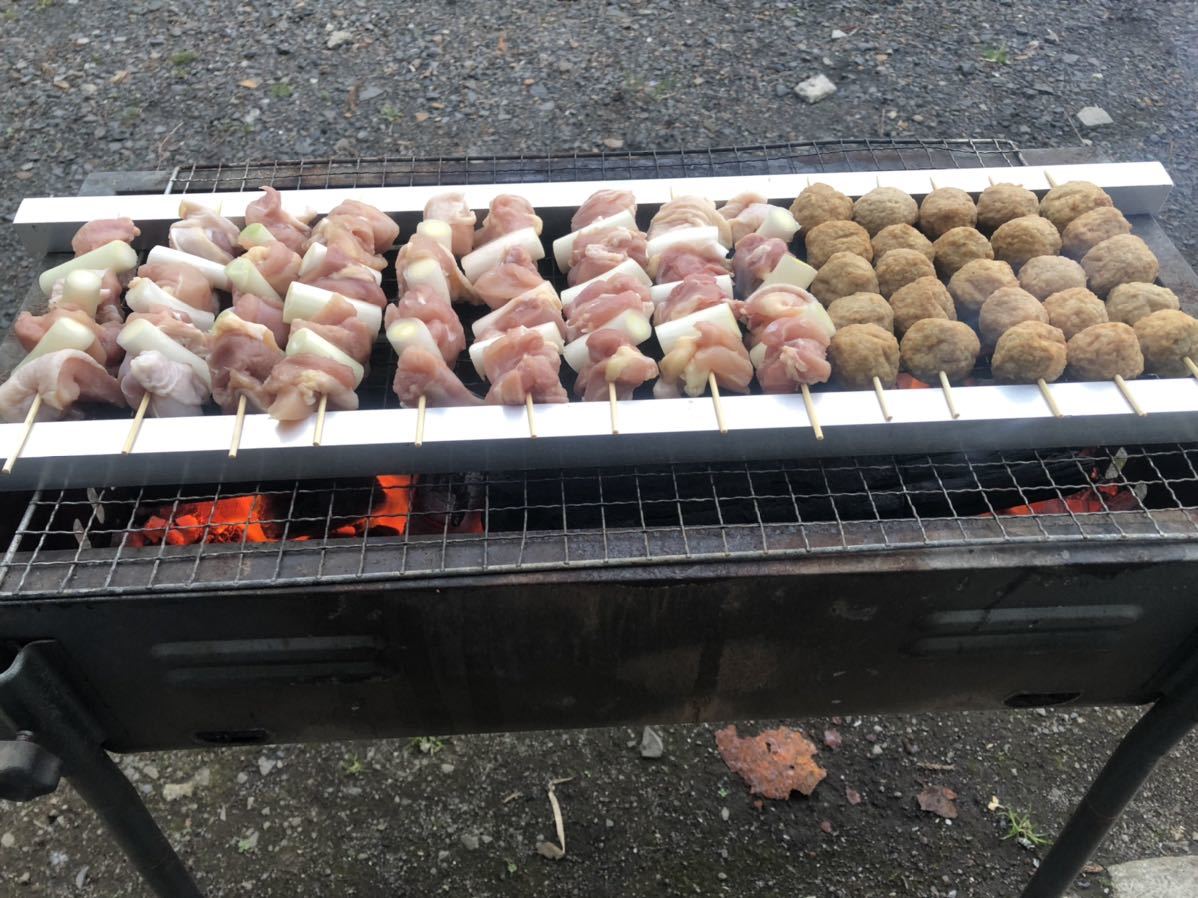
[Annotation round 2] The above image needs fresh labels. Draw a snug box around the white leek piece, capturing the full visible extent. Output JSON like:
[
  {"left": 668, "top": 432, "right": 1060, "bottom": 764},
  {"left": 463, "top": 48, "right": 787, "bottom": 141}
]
[
  {"left": 417, "top": 219, "right": 453, "bottom": 254},
  {"left": 237, "top": 223, "right": 276, "bottom": 250},
  {"left": 469, "top": 282, "right": 561, "bottom": 339},
  {"left": 59, "top": 270, "right": 103, "bottom": 316},
  {"left": 225, "top": 256, "right": 282, "bottom": 303},
  {"left": 386, "top": 318, "right": 441, "bottom": 358},
  {"left": 285, "top": 328, "right": 364, "bottom": 387},
  {"left": 117, "top": 318, "right": 211, "bottom": 388},
  {"left": 461, "top": 227, "right": 544, "bottom": 282},
  {"left": 283, "top": 282, "right": 382, "bottom": 334},
  {"left": 15, "top": 317, "right": 98, "bottom": 370},
  {"left": 562, "top": 310, "right": 652, "bottom": 372},
  {"left": 38, "top": 240, "right": 137, "bottom": 295},
  {"left": 401, "top": 257, "right": 452, "bottom": 305},
  {"left": 762, "top": 255, "right": 818, "bottom": 290},
  {"left": 654, "top": 303, "right": 741, "bottom": 355},
  {"left": 645, "top": 225, "right": 727, "bottom": 262},
  {"left": 147, "top": 246, "right": 231, "bottom": 291},
  {"left": 552, "top": 209, "right": 637, "bottom": 271},
  {"left": 560, "top": 257, "right": 653, "bottom": 306},
  {"left": 468, "top": 321, "right": 564, "bottom": 380},
  {"left": 649, "top": 273, "right": 734, "bottom": 305},
  {"left": 755, "top": 206, "right": 801, "bottom": 242},
  {"left": 749, "top": 343, "right": 767, "bottom": 369},
  {"left": 213, "top": 308, "right": 278, "bottom": 349},
  {"left": 125, "top": 278, "right": 216, "bottom": 331}
]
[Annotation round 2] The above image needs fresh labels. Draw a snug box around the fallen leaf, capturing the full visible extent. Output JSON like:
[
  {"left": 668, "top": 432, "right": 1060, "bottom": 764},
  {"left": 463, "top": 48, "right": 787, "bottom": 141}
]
[
  {"left": 110, "top": 69, "right": 129, "bottom": 85},
  {"left": 535, "top": 841, "right": 564, "bottom": 860},
  {"left": 14, "top": 171, "right": 33, "bottom": 181},
  {"left": 523, "top": 78, "right": 535, "bottom": 87},
  {"left": 602, "top": 137, "right": 624, "bottom": 150},
  {"left": 819, "top": 820, "right": 833, "bottom": 834},
  {"left": 414, "top": 112, "right": 430, "bottom": 123},
  {"left": 987, "top": 795, "right": 1002, "bottom": 812},
  {"left": 823, "top": 728, "right": 842, "bottom": 750},
  {"left": 430, "top": 101, "right": 445, "bottom": 109},
  {"left": 497, "top": 31, "right": 507, "bottom": 54},
  {"left": 845, "top": 786, "right": 862, "bottom": 805},
  {"left": 916, "top": 785, "right": 958, "bottom": 819},
  {"left": 1082, "top": 863, "right": 1104, "bottom": 875},
  {"left": 715, "top": 725, "right": 827, "bottom": 800},
  {"left": 239, "top": 78, "right": 260, "bottom": 90},
  {"left": 53, "top": 79, "right": 71, "bottom": 91}
]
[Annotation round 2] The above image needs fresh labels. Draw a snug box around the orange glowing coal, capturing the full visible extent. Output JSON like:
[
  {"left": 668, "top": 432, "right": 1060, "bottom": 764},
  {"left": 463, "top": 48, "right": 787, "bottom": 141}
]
[
  {"left": 996, "top": 484, "right": 1139, "bottom": 517},
  {"left": 130, "top": 476, "right": 412, "bottom": 547}
]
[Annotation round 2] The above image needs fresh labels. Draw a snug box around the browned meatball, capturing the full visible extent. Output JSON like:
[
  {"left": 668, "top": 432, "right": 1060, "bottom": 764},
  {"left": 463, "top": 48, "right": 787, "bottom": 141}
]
[
  {"left": 852, "top": 186, "right": 919, "bottom": 236},
  {"left": 1134, "top": 310, "right": 1198, "bottom": 377},
  {"left": 933, "top": 226, "right": 993, "bottom": 278},
  {"left": 1106, "top": 282, "right": 1180, "bottom": 325},
  {"left": 1040, "top": 181, "right": 1114, "bottom": 232},
  {"left": 829, "top": 323, "right": 901, "bottom": 389},
  {"left": 979, "top": 286, "right": 1048, "bottom": 349},
  {"left": 976, "top": 182, "right": 1040, "bottom": 233},
  {"left": 990, "top": 215, "right": 1063, "bottom": 270},
  {"left": 918, "top": 187, "right": 977, "bottom": 239},
  {"left": 827, "top": 292, "right": 893, "bottom": 332},
  {"left": 889, "top": 276, "right": 956, "bottom": 336},
  {"left": 1062, "top": 206, "right": 1131, "bottom": 258},
  {"left": 1018, "top": 255, "right": 1087, "bottom": 300},
  {"left": 804, "top": 219, "right": 873, "bottom": 269},
  {"left": 1043, "top": 287, "right": 1108, "bottom": 340},
  {"left": 809, "top": 251, "right": 880, "bottom": 306},
  {"left": 991, "top": 321, "right": 1067, "bottom": 384},
  {"left": 875, "top": 248, "right": 937, "bottom": 298},
  {"left": 947, "top": 258, "right": 1018, "bottom": 315},
  {"left": 1067, "top": 323, "right": 1144, "bottom": 381},
  {"left": 900, "top": 319, "right": 980, "bottom": 383},
  {"left": 790, "top": 182, "right": 853, "bottom": 232},
  {"left": 871, "top": 223, "right": 934, "bottom": 263},
  {"left": 1082, "top": 235, "right": 1160, "bottom": 297}
]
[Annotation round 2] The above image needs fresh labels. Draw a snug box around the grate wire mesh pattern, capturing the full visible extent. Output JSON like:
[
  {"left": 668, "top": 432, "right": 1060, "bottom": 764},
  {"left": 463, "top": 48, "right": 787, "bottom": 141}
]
[{"left": 7, "top": 138, "right": 1198, "bottom": 599}]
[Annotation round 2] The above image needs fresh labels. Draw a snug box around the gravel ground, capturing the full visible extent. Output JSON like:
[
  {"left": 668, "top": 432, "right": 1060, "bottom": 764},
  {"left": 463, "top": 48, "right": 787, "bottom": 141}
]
[{"left": 2, "top": 1, "right": 1198, "bottom": 896}]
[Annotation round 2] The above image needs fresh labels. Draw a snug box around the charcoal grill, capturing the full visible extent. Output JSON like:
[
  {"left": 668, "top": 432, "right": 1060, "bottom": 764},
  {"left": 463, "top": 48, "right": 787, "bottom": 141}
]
[{"left": 3, "top": 139, "right": 1198, "bottom": 898}]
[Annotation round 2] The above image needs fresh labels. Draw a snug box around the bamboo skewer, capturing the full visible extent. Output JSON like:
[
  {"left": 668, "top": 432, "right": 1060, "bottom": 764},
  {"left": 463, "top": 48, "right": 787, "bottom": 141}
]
[
  {"left": 1114, "top": 375, "right": 1146, "bottom": 417},
  {"left": 121, "top": 393, "right": 150, "bottom": 455},
  {"left": 1185, "top": 356, "right": 1198, "bottom": 380},
  {"left": 708, "top": 372, "right": 727, "bottom": 434},
  {"left": 2, "top": 395, "right": 42, "bottom": 475},
  {"left": 1037, "top": 378, "right": 1064, "bottom": 418},
  {"left": 313, "top": 394, "right": 328, "bottom": 446},
  {"left": 228, "top": 394, "right": 247, "bottom": 459},
  {"left": 872, "top": 376, "right": 893, "bottom": 422},
  {"left": 608, "top": 382, "right": 619, "bottom": 435},
  {"left": 800, "top": 383, "right": 824, "bottom": 441},
  {"left": 1044, "top": 170, "right": 1059, "bottom": 188},
  {"left": 525, "top": 394, "right": 537, "bottom": 439},
  {"left": 414, "top": 394, "right": 427, "bottom": 447},
  {"left": 938, "top": 371, "right": 960, "bottom": 419}
]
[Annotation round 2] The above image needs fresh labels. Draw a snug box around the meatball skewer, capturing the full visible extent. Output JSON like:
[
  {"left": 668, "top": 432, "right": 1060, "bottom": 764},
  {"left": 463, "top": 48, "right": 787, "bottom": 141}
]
[
  {"left": 1066, "top": 322, "right": 1147, "bottom": 417},
  {"left": 898, "top": 319, "right": 980, "bottom": 419}
]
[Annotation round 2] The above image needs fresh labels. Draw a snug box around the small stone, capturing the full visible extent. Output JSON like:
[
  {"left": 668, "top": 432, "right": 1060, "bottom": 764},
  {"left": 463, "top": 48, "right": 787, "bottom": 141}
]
[
  {"left": 774, "top": 83, "right": 790, "bottom": 97},
  {"left": 358, "top": 85, "right": 383, "bottom": 102},
  {"left": 440, "top": 762, "right": 455, "bottom": 774},
  {"left": 959, "top": 61, "right": 976, "bottom": 75},
  {"left": 75, "top": 866, "right": 89, "bottom": 889},
  {"left": 162, "top": 781, "right": 194, "bottom": 801},
  {"left": 236, "top": 772, "right": 248, "bottom": 785},
  {"left": 1063, "top": 52, "right": 1080, "bottom": 64},
  {"left": 1077, "top": 106, "right": 1113, "bottom": 128},
  {"left": 794, "top": 73, "right": 836, "bottom": 104},
  {"left": 602, "top": 137, "right": 624, "bottom": 150},
  {"left": 460, "top": 832, "right": 480, "bottom": 851},
  {"left": 870, "top": 744, "right": 883, "bottom": 756},
  {"left": 831, "top": 29, "right": 847, "bottom": 39},
  {"left": 719, "top": 807, "right": 730, "bottom": 821},
  {"left": 18, "top": 872, "right": 29, "bottom": 884},
  {"left": 326, "top": 30, "right": 353, "bottom": 50},
  {"left": 1, "top": 832, "right": 15, "bottom": 848},
  {"left": 436, "top": 850, "right": 450, "bottom": 863},
  {"left": 258, "top": 757, "right": 276, "bottom": 776},
  {"left": 640, "top": 726, "right": 664, "bottom": 759}
]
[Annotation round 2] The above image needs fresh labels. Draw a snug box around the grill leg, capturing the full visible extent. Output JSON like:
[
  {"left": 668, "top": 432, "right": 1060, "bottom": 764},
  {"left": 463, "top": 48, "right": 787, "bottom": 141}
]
[
  {"left": 0, "top": 642, "right": 203, "bottom": 898},
  {"left": 1020, "top": 664, "right": 1198, "bottom": 898}
]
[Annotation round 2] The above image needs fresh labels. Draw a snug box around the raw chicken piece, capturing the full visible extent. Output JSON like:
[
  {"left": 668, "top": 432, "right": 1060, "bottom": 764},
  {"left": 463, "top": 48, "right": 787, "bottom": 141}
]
[
  {"left": 732, "top": 234, "right": 788, "bottom": 298},
  {"left": 119, "top": 350, "right": 210, "bottom": 418},
  {"left": 473, "top": 245, "right": 548, "bottom": 309},
  {"left": 718, "top": 192, "right": 776, "bottom": 245},
  {"left": 565, "top": 276, "right": 654, "bottom": 341},
  {"left": 263, "top": 354, "right": 360, "bottom": 421},
  {"left": 315, "top": 220, "right": 387, "bottom": 272},
  {"left": 424, "top": 192, "right": 477, "bottom": 256},
  {"left": 568, "top": 244, "right": 631, "bottom": 286},
  {"left": 316, "top": 199, "right": 399, "bottom": 253},
  {"left": 233, "top": 292, "right": 289, "bottom": 349},
  {"left": 472, "top": 285, "right": 566, "bottom": 341},
  {"left": 289, "top": 295, "right": 374, "bottom": 363},
  {"left": 569, "top": 226, "right": 648, "bottom": 272},
  {"left": 245, "top": 185, "right": 313, "bottom": 253},
  {"left": 241, "top": 243, "right": 303, "bottom": 297},
  {"left": 571, "top": 189, "right": 637, "bottom": 231},
  {"left": 396, "top": 233, "right": 477, "bottom": 303},
  {"left": 386, "top": 286, "right": 467, "bottom": 366},
  {"left": 14, "top": 307, "right": 122, "bottom": 369},
  {"left": 300, "top": 243, "right": 387, "bottom": 307},
  {"left": 753, "top": 316, "right": 832, "bottom": 393},
  {"left": 126, "top": 310, "right": 212, "bottom": 359},
  {"left": 0, "top": 349, "right": 124, "bottom": 422},
  {"left": 738, "top": 283, "right": 823, "bottom": 341},
  {"left": 473, "top": 195, "right": 543, "bottom": 249},
  {"left": 654, "top": 273, "right": 731, "bottom": 326},
  {"left": 648, "top": 241, "right": 730, "bottom": 284},
  {"left": 647, "top": 195, "right": 732, "bottom": 247},
  {"left": 208, "top": 311, "right": 285, "bottom": 412},
  {"left": 573, "top": 329, "right": 659, "bottom": 401},
  {"left": 49, "top": 268, "right": 124, "bottom": 314},
  {"left": 136, "top": 261, "right": 216, "bottom": 313},
  {"left": 654, "top": 322, "right": 753, "bottom": 399},
  {"left": 392, "top": 347, "right": 482, "bottom": 408},
  {"left": 169, "top": 201, "right": 241, "bottom": 264},
  {"left": 71, "top": 218, "right": 140, "bottom": 255},
  {"left": 482, "top": 327, "right": 568, "bottom": 405}
]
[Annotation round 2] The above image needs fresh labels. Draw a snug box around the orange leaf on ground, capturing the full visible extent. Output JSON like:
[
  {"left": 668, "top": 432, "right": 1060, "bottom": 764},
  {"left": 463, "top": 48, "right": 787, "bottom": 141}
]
[
  {"left": 916, "top": 785, "right": 958, "bottom": 819},
  {"left": 715, "top": 725, "right": 827, "bottom": 800}
]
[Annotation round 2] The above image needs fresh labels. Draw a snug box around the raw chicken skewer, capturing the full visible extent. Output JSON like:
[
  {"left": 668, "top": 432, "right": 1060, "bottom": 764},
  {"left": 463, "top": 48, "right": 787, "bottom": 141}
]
[{"left": 208, "top": 310, "right": 285, "bottom": 457}]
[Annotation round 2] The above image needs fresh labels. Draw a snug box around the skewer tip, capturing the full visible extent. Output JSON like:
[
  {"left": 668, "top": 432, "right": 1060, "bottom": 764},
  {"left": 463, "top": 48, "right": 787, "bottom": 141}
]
[
  {"left": 608, "top": 381, "right": 620, "bottom": 435},
  {"left": 708, "top": 372, "right": 728, "bottom": 435},
  {"left": 414, "top": 393, "right": 427, "bottom": 447},
  {"left": 800, "top": 382, "right": 824, "bottom": 441},
  {"left": 525, "top": 393, "right": 538, "bottom": 439},
  {"left": 122, "top": 393, "right": 150, "bottom": 455},
  {"left": 2, "top": 394, "right": 41, "bottom": 475},
  {"left": 313, "top": 393, "right": 328, "bottom": 446},
  {"left": 1184, "top": 356, "right": 1198, "bottom": 381},
  {"left": 1113, "top": 374, "right": 1147, "bottom": 417},
  {"left": 1036, "top": 378, "right": 1064, "bottom": 419},
  {"left": 228, "top": 394, "right": 247, "bottom": 459},
  {"left": 938, "top": 371, "right": 961, "bottom": 420},
  {"left": 872, "top": 375, "right": 893, "bottom": 422}
]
